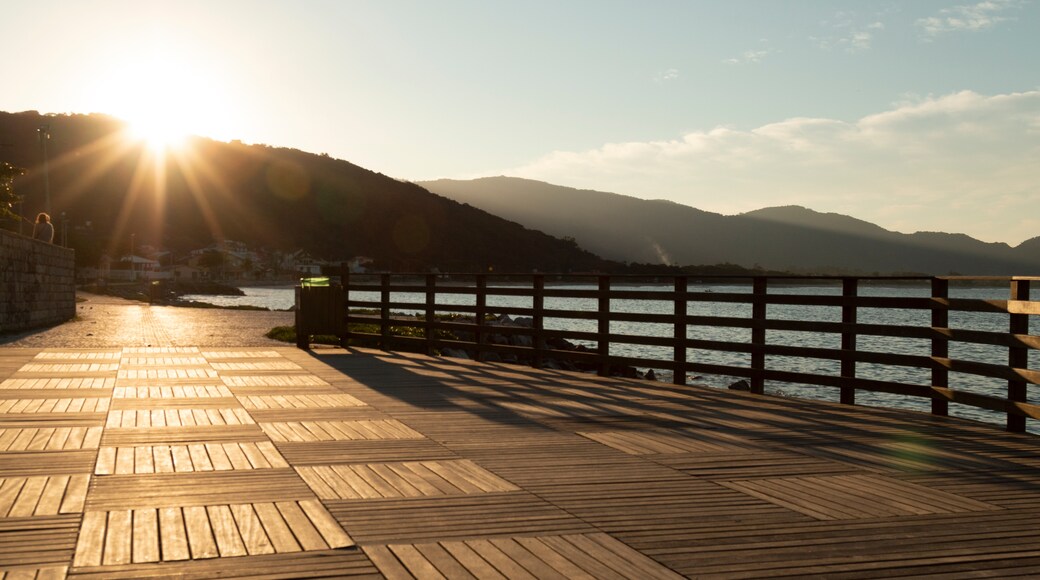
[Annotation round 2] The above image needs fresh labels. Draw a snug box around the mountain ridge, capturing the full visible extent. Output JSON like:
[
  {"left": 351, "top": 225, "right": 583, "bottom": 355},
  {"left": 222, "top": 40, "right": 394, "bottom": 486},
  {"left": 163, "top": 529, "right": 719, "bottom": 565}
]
[
  {"left": 419, "top": 176, "right": 1039, "bottom": 275},
  {"left": 0, "top": 112, "right": 609, "bottom": 273}
]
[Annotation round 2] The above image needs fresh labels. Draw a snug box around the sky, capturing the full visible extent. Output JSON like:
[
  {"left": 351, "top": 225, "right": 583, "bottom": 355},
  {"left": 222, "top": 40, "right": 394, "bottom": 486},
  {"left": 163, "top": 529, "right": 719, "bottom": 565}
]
[{"left": 2, "top": 0, "right": 1039, "bottom": 245}]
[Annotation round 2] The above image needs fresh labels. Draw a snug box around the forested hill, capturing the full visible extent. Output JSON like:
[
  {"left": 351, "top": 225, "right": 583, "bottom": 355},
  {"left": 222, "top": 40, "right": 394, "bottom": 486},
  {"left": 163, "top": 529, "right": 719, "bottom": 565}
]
[
  {"left": 420, "top": 177, "right": 1040, "bottom": 275},
  {"left": 0, "top": 111, "right": 608, "bottom": 272}
]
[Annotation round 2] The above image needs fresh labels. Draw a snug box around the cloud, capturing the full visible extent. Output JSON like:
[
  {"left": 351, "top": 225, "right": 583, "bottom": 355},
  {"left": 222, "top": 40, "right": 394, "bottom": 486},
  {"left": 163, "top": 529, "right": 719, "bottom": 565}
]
[
  {"left": 916, "top": 0, "right": 1020, "bottom": 37},
  {"left": 504, "top": 91, "right": 1040, "bottom": 245},
  {"left": 654, "top": 68, "right": 679, "bottom": 82},
  {"left": 723, "top": 48, "right": 773, "bottom": 65},
  {"left": 813, "top": 17, "right": 885, "bottom": 52}
]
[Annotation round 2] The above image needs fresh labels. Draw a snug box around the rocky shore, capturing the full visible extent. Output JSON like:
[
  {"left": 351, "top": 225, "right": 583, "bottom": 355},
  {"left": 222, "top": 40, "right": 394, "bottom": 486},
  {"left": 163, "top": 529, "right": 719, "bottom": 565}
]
[{"left": 78, "top": 280, "right": 267, "bottom": 309}]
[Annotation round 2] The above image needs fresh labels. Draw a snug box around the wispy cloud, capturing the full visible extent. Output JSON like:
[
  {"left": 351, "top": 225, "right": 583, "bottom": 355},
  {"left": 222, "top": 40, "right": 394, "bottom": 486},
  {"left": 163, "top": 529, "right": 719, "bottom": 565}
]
[
  {"left": 813, "top": 13, "right": 885, "bottom": 52},
  {"left": 653, "top": 68, "right": 679, "bottom": 83},
  {"left": 917, "top": 0, "right": 1020, "bottom": 38},
  {"left": 723, "top": 48, "right": 772, "bottom": 65},
  {"left": 504, "top": 91, "right": 1040, "bottom": 245}
]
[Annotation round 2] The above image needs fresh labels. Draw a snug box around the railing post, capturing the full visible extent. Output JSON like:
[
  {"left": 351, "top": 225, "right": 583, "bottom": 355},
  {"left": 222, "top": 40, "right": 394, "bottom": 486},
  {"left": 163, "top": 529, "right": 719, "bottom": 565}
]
[
  {"left": 1008, "top": 279, "right": 1030, "bottom": 433},
  {"left": 533, "top": 274, "right": 545, "bottom": 369},
  {"left": 840, "top": 278, "right": 858, "bottom": 405},
  {"left": 930, "top": 277, "right": 949, "bottom": 416},
  {"left": 673, "top": 276, "right": 688, "bottom": 386},
  {"left": 598, "top": 275, "right": 611, "bottom": 377},
  {"left": 425, "top": 274, "right": 436, "bottom": 355},
  {"left": 750, "top": 277, "right": 766, "bottom": 394},
  {"left": 475, "top": 275, "right": 487, "bottom": 361},
  {"left": 380, "top": 273, "right": 391, "bottom": 351},
  {"left": 339, "top": 264, "right": 350, "bottom": 349}
]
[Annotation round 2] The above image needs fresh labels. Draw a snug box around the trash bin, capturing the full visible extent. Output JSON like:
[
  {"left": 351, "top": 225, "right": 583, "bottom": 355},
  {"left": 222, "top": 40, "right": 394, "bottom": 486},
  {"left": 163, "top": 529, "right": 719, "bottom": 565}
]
[{"left": 295, "top": 282, "right": 342, "bottom": 348}]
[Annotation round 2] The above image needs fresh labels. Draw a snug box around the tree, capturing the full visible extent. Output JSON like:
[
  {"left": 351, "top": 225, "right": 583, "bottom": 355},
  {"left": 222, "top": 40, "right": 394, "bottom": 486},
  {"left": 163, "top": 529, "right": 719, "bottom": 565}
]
[
  {"left": 198, "top": 249, "right": 224, "bottom": 270},
  {"left": 0, "top": 162, "right": 25, "bottom": 220}
]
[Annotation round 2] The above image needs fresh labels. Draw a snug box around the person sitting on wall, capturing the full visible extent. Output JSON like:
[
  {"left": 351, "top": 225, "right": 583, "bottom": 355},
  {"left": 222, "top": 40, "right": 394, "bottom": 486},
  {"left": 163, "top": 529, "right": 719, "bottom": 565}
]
[{"left": 33, "top": 212, "right": 54, "bottom": 243}]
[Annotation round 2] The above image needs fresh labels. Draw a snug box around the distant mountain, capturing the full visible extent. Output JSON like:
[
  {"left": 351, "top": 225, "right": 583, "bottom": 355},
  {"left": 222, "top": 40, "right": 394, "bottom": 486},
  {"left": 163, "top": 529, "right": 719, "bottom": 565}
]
[
  {"left": 0, "top": 112, "right": 609, "bottom": 272},
  {"left": 419, "top": 176, "right": 1040, "bottom": 275}
]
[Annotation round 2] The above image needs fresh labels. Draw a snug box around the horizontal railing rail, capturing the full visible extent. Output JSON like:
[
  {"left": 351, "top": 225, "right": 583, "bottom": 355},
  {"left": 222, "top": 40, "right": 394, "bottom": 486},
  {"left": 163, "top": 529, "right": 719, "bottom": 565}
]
[{"left": 295, "top": 271, "right": 1040, "bottom": 432}]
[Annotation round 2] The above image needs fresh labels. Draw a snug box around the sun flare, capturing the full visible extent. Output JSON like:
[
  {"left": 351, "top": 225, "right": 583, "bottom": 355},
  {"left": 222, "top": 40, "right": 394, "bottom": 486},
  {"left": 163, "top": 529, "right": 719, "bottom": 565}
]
[{"left": 88, "top": 46, "right": 234, "bottom": 152}]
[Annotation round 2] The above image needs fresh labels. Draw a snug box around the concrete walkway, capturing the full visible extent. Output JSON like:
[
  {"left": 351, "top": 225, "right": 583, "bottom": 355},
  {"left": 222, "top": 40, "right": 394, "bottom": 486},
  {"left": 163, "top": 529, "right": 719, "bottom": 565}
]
[{"left": 0, "top": 293, "right": 293, "bottom": 349}]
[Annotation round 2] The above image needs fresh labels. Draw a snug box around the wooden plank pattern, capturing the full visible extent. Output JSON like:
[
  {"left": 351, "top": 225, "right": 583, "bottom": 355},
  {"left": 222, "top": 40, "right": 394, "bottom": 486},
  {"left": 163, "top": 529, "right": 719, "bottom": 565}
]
[
  {"left": 221, "top": 375, "right": 329, "bottom": 388},
  {"left": 210, "top": 361, "right": 302, "bottom": 371},
  {"left": 68, "top": 549, "right": 376, "bottom": 578},
  {"left": 238, "top": 393, "right": 366, "bottom": 410},
  {"left": 0, "top": 399, "right": 110, "bottom": 415},
  {"left": 1, "top": 345, "right": 1039, "bottom": 577},
  {"left": 0, "top": 428, "right": 102, "bottom": 451},
  {"left": 73, "top": 501, "right": 352, "bottom": 566},
  {"left": 95, "top": 443, "right": 287, "bottom": 475},
  {"left": 260, "top": 420, "right": 424, "bottom": 442},
  {"left": 105, "top": 408, "right": 253, "bottom": 428},
  {"left": 0, "top": 378, "right": 115, "bottom": 390},
  {"left": 720, "top": 474, "right": 1001, "bottom": 520},
  {"left": 112, "top": 386, "right": 232, "bottom": 399},
  {"left": 0, "top": 475, "right": 89, "bottom": 516},
  {"left": 298, "top": 459, "right": 518, "bottom": 499},
  {"left": 86, "top": 471, "right": 314, "bottom": 510},
  {"left": 365, "top": 533, "right": 683, "bottom": 579},
  {"left": 0, "top": 515, "right": 81, "bottom": 569},
  {"left": 326, "top": 493, "right": 596, "bottom": 545}
]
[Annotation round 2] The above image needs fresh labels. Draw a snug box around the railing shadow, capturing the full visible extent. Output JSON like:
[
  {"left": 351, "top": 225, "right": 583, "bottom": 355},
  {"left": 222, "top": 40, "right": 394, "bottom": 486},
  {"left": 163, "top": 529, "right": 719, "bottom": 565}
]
[{"left": 303, "top": 346, "right": 1040, "bottom": 494}]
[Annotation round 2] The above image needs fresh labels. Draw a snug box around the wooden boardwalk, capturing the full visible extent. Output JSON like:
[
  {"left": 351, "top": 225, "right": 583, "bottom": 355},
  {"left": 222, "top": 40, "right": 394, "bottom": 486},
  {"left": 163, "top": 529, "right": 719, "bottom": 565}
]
[{"left": 0, "top": 346, "right": 1037, "bottom": 579}]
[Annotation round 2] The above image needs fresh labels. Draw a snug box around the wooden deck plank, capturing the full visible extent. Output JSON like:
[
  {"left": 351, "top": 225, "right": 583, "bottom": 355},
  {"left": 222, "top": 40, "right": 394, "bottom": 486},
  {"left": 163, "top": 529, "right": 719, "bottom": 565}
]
[
  {"left": 252, "top": 502, "right": 302, "bottom": 553},
  {"left": 182, "top": 505, "right": 219, "bottom": 559},
  {"left": 72, "top": 511, "right": 106, "bottom": 567},
  {"left": 230, "top": 503, "right": 276, "bottom": 556},
  {"left": 131, "top": 508, "right": 159, "bottom": 563},
  {"left": 207, "top": 504, "right": 247, "bottom": 557},
  {"left": 274, "top": 501, "right": 327, "bottom": 551},
  {"left": 389, "top": 543, "right": 448, "bottom": 579},
  {"left": 363, "top": 544, "right": 415, "bottom": 579},
  {"left": 34, "top": 475, "right": 69, "bottom": 516},
  {"left": 297, "top": 499, "right": 355, "bottom": 549},
  {"left": 5, "top": 346, "right": 1040, "bottom": 577},
  {"left": 102, "top": 510, "right": 132, "bottom": 566},
  {"left": 157, "top": 507, "right": 190, "bottom": 562}
]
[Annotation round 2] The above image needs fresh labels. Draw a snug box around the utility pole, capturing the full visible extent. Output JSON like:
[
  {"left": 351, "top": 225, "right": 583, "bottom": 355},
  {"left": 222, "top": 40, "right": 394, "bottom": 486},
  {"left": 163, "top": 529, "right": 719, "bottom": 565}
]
[
  {"left": 130, "top": 233, "right": 136, "bottom": 282},
  {"left": 37, "top": 125, "right": 51, "bottom": 216}
]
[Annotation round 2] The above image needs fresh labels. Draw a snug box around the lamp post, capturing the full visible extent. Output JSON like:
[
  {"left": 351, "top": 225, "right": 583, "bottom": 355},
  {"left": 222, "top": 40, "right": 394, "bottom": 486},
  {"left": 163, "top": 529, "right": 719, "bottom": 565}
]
[
  {"left": 130, "top": 233, "right": 136, "bottom": 282},
  {"left": 37, "top": 125, "right": 51, "bottom": 216}
]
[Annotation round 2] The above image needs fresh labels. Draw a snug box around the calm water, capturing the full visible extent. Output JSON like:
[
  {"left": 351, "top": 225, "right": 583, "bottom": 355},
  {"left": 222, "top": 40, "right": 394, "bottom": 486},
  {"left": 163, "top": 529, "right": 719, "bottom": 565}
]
[{"left": 187, "top": 283, "right": 1040, "bottom": 430}]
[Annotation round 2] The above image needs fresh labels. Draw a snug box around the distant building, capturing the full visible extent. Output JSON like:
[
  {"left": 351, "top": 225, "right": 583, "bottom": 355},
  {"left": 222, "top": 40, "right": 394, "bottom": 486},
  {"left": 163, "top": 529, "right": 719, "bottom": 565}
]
[{"left": 171, "top": 264, "right": 206, "bottom": 281}]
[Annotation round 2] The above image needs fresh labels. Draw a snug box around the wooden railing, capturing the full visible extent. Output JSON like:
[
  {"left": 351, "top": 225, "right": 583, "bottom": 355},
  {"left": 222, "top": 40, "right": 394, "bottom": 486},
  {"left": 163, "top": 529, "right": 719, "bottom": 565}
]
[{"left": 295, "top": 272, "right": 1040, "bottom": 432}]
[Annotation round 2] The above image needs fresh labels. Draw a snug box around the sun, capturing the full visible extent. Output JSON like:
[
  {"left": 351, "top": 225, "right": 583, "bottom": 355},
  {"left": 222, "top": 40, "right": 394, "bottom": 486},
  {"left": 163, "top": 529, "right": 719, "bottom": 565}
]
[
  {"left": 126, "top": 110, "right": 188, "bottom": 152},
  {"left": 89, "top": 47, "right": 233, "bottom": 152}
]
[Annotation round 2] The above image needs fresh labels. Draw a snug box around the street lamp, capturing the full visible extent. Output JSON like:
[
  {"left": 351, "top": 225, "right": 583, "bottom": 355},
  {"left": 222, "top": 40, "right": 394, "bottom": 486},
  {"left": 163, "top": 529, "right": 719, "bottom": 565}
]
[
  {"left": 37, "top": 125, "right": 51, "bottom": 216},
  {"left": 130, "top": 233, "right": 136, "bottom": 282}
]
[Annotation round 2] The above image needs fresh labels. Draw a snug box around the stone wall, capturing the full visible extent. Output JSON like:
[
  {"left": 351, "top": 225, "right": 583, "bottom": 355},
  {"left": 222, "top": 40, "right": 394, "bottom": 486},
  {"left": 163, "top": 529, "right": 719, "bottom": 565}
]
[{"left": 0, "top": 228, "right": 76, "bottom": 333}]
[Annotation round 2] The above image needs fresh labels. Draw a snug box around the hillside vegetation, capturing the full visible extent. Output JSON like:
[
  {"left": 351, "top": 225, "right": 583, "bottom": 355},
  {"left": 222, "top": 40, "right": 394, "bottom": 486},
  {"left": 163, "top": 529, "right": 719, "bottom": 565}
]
[
  {"left": 0, "top": 111, "right": 608, "bottom": 273},
  {"left": 420, "top": 177, "right": 1040, "bottom": 275}
]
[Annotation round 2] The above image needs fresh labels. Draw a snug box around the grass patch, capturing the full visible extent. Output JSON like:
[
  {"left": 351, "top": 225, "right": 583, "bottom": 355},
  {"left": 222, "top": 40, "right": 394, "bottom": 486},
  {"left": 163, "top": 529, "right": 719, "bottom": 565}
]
[{"left": 266, "top": 326, "right": 340, "bottom": 345}]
